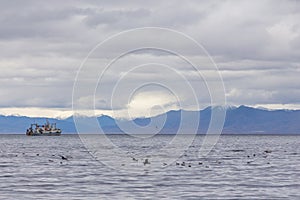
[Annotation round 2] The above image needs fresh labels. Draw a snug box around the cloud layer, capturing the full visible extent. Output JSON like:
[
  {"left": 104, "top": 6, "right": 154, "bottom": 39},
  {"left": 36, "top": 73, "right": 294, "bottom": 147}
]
[{"left": 0, "top": 0, "right": 299, "bottom": 118}]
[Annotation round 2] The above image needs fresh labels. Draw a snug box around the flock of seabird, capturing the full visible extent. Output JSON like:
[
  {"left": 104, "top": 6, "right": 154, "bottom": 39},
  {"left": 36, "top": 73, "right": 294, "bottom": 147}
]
[
  {"left": 127, "top": 149, "right": 274, "bottom": 168},
  {"left": 12, "top": 148, "right": 275, "bottom": 167}
]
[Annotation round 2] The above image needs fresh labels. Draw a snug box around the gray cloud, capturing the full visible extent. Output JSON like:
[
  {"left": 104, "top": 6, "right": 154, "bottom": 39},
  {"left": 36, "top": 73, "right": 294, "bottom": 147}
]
[
  {"left": 82, "top": 8, "right": 151, "bottom": 28},
  {"left": 0, "top": 0, "right": 299, "bottom": 117}
]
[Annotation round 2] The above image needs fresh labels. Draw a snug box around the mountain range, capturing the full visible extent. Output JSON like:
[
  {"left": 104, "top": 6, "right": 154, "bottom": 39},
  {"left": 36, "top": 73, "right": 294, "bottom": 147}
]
[{"left": 0, "top": 105, "right": 299, "bottom": 134}]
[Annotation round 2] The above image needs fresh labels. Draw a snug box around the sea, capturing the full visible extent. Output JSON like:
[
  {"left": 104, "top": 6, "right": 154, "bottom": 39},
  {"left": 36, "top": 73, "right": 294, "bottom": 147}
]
[{"left": 0, "top": 134, "right": 299, "bottom": 199}]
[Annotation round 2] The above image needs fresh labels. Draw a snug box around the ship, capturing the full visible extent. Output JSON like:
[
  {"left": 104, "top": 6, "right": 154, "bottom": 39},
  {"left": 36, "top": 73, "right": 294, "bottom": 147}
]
[{"left": 26, "top": 120, "right": 62, "bottom": 136}]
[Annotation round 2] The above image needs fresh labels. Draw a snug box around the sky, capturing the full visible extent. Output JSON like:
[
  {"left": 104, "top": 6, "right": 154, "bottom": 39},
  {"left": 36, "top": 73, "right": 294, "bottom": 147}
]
[{"left": 0, "top": 0, "right": 299, "bottom": 119}]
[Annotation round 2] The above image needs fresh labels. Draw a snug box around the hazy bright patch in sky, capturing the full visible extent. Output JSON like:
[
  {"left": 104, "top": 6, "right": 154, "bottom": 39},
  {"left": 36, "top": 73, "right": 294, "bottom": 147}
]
[{"left": 0, "top": 0, "right": 299, "bottom": 118}]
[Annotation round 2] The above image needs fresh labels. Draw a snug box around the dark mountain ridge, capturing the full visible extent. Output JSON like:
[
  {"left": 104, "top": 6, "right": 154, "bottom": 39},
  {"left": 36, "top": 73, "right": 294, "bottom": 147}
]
[{"left": 0, "top": 105, "right": 299, "bottom": 134}]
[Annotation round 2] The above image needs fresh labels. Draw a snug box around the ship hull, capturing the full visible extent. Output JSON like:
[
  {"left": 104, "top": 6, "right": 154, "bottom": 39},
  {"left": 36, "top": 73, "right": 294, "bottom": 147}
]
[{"left": 27, "top": 132, "right": 61, "bottom": 136}]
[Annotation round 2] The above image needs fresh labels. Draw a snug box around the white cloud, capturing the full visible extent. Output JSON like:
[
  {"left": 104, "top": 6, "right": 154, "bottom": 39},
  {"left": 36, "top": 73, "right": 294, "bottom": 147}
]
[{"left": 126, "top": 91, "right": 179, "bottom": 119}]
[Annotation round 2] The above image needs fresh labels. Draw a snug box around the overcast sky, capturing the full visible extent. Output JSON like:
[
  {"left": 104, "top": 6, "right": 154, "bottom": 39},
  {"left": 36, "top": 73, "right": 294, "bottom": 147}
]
[{"left": 0, "top": 0, "right": 299, "bottom": 118}]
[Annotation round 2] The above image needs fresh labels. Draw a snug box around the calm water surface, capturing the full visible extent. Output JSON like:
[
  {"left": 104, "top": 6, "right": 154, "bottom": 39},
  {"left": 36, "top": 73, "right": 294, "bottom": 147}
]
[{"left": 0, "top": 134, "right": 299, "bottom": 199}]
